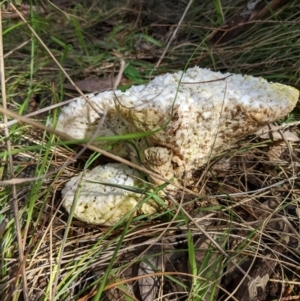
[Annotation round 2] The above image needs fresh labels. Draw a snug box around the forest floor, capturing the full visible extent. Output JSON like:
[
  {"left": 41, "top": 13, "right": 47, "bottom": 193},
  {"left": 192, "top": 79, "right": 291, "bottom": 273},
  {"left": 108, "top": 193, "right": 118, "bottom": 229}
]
[{"left": 1, "top": 1, "right": 300, "bottom": 300}]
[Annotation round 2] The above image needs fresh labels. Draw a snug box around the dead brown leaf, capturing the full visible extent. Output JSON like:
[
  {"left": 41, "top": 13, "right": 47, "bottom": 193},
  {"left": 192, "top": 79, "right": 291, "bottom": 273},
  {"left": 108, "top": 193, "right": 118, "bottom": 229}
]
[
  {"left": 255, "top": 124, "right": 300, "bottom": 142},
  {"left": 64, "top": 77, "right": 117, "bottom": 93}
]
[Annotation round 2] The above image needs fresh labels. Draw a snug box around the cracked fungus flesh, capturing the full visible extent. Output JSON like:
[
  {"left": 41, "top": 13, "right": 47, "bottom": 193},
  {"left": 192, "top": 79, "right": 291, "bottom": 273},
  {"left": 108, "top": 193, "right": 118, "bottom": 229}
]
[
  {"left": 62, "top": 163, "right": 159, "bottom": 225},
  {"left": 57, "top": 66, "right": 299, "bottom": 187},
  {"left": 116, "top": 67, "right": 298, "bottom": 177}
]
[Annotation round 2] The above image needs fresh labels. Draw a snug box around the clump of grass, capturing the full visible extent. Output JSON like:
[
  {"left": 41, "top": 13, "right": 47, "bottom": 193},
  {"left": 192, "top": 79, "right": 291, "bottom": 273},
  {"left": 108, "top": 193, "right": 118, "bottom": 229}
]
[{"left": 1, "top": 1, "right": 300, "bottom": 301}]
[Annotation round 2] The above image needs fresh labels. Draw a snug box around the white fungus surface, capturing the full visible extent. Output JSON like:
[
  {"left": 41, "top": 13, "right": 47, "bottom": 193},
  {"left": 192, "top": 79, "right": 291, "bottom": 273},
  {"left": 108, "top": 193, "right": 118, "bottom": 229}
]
[
  {"left": 117, "top": 68, "right": 298, "bottom": 181},
  {"left": 58, "top": 66, "right": 299, "bottom": 225},
  {"left": 55, "top": 92, "right": 149, "bottom": 158},
  {"left": 62, "top": 163, "right": 158, "bottom": 225}
]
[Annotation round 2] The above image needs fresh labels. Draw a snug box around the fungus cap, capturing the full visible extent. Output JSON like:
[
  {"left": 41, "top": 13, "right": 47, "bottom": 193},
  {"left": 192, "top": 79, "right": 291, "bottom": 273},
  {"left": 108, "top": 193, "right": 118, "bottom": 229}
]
[{"left": 116, "top": 67, "right": 299, "bottom": 179}]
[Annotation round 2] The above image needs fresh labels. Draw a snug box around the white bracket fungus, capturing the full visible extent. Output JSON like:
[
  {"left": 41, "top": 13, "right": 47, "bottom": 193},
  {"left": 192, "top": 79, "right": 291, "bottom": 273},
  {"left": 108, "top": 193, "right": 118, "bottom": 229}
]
[{"left": 58, "top": 66, "right": 299, "bottom": 225}]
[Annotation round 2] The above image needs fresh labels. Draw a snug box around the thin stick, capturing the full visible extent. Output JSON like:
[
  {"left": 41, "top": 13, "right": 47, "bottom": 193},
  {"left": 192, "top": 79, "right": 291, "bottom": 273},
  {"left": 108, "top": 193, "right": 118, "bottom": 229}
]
[
  {"left": 0, "top": 105, "right": 200, "bottom": 197},
  {"left": 1, "top": 97, "right": 88, "bottom": 128},
  {"left": 51, "top": 110, "right": 109, "bottom": 300},
  {"left": 167, "top": 194, "right": 252, "bottom": 281},
  {"left": 0, "top": 9, "right": 29, "bottom": 301},
  {"left": 9, "top": 3, "right": 123, "bottom": 136},
  {"left": 153, "top": 0, "right": 194, "bottom": 70},
  {"left": 1, "top": 61, "right": 126, "bottom": 128}
]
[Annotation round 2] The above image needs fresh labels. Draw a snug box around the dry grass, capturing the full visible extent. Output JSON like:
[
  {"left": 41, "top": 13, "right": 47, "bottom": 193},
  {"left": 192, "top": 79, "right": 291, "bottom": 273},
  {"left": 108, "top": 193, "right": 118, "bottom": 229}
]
[{"left": 0, "top": 1, "right": 300, "bottom": 300}]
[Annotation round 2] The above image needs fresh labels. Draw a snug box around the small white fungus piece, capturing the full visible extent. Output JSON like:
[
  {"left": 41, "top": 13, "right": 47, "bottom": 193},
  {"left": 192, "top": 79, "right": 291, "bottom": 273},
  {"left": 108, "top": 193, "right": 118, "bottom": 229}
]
[{"left": 62, "top": 163, "right": 159, "bottom": 225}]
